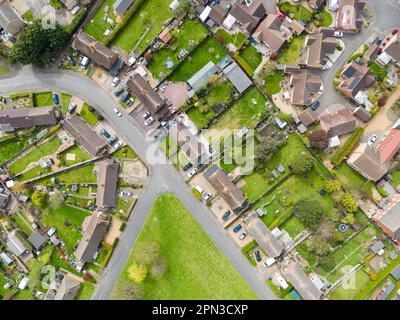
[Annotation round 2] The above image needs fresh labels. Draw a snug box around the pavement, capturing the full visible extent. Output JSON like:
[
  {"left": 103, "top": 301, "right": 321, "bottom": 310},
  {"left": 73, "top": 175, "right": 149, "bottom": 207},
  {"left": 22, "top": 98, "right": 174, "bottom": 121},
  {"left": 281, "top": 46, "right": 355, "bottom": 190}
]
[{"left": 0, "top": 67, "right": 278, "bottom": 300}]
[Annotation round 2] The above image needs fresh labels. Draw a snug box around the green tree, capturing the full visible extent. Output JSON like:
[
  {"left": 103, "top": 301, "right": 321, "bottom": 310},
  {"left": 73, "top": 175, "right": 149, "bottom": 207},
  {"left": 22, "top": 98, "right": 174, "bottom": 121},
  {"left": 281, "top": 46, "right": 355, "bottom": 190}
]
[
  {"left": 292, "top": 200, "right": 323, "bottom": 230},
  {"left": 255, "top": 137, "right": 278, "bottom": 163},
  {"left": 48, "top": 191, "right": 64, "bottom": 209},
  {"left": 127, "top": 263, "right": 148, "bottom": 283},
  {"left": 341, "top": 193, "right": 359, "bottom": 214},
  {"left": 307, "top": 236, "right": 331, "bottom": 256},
  {"left": 32, "top": 190, "right": 47, "bottom": 208},
  {"left": 290, "top": 154, "right": 314, "bottom": 175}
]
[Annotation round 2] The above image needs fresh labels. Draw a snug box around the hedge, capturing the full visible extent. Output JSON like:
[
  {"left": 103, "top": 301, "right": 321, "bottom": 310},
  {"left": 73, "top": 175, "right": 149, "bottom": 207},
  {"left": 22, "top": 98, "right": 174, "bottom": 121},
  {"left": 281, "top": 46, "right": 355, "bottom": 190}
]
[
  {"left": 269, "top": 207, "right": 293, "bottom": 230},
  {"left": 112, "top": 237, "right": 119, "bottom": 248},
  {"left": 331, "top": 128, "right": 365, "bottom": 166},
  {"left": 119, "top": 222, "right": 126, "bottom": 232},
  {"left": 233, "top": 52, "right": 254, "bottom": 78},
  {"left": 241, "top": 240, "right": 257, "bottom": 266}
]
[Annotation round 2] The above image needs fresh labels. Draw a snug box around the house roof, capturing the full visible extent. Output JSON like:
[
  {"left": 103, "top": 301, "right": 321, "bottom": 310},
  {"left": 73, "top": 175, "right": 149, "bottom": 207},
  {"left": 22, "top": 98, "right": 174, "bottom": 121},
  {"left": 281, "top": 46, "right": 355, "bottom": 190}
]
[
  {"left": 113, "top": 0, "right": 135, "bottom": 15},
  {"left": 54, "top": 274, "right": 81, "bottom": 300},
  {"left": 187, "top": 61, "right": 218, "bottom": 95},
  {"left": 127, "top": 74, "right": 165, "bottom": 113},
  {"left": 75, "top": 212, "right": 110, "bottom": 263},
  {"left": 339, "top": 61, "right": 375, "bottom": 98},
  {"left": 298, "top": 108, "right": 317, "bottom": 126},
  {"left": 353, "top": 106, "right": 371, "bottom": 122},
  {"left": 391, "top": 264, "right": 400, "bottom": 281},
  {"left": 370, "top": 240, "right": 385, "bottom": 254},
  {"left": 336, "top": 0, "right": 365, "bottom": 32},
  {"left": 385, "top": 39, "right": 400, "bottom": 62},
  {"left": 96, "top": 160, "right": 119, "bottom": 208},
  {"left": 283, "top": 261, "right": 321, "bottom": 300},
  {"left": 208, "top": 5, "right": 227, "bottom": 24},
  {"left": 347, "top": 143, "right": 390, "bottom": 181},
  {"left": 245, "top": 213, "right": 284, "bottom": 258},
  {"left": 307, "top": 0, "right": 326, "bottom": 9},
  {"left": 204, "top": 165, "right": 248, "bottom": 214},
  {"left": 28, "top": 231, "right": 47, "bottom": 250},
  {"left": 319, "top": 104, "right": 357, "bottom": 137},
  {"left": 0, "top": 193, "right": 9, "bottom": 209},
  {"left": 63, "top": 115, "right": 107, "bottom": 157},
  {"left": 0, "top": 107, "right": 56, "bottom": 132},
  {"left": 229, "top": 0, "right": 266, "bottom": 34},
  {"left": 158, "top": 27, "right": 172, "bottom": 44},
  {"left": 72, "top": 32, "right": 118, "bottom": 70},
  {"left": 0, "top": 1, "right": 24, "bottom": 35},
  {"left": 253, "top": 14, "right": 288, "bottom": 51},
  {"left": 6, "top": 231, "right": 26, "bottom": 257},
  {"left": 375, "top": 129, "right": 400, "bottom": 165},
  {"left": 373, "top": 194, "right": 400, "bottom": 240},
  {"left": 289, "top": 71, "right": 323, "bottom": 106},
  {"left": 308, "top": 130, "right": 330, "bottom": 150},
  {"left": 222, "top": 61, "right": 252, "bottom": 93}
]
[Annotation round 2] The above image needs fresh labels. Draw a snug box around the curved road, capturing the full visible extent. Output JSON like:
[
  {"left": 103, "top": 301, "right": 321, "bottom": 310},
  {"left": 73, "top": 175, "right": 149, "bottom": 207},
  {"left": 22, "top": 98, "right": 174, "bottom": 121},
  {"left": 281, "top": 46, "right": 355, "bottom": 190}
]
[{"left": 0, "top": 67, "right": 277, "bottom": 300}]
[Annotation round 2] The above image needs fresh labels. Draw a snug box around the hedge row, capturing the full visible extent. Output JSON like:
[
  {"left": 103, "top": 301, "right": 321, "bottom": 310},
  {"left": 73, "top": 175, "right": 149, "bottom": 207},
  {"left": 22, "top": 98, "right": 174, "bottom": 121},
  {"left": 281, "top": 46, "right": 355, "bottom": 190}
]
[
  {"left": 241, "top": 240, "right": 257, "bottom": 266},
  {"left": 331, "top": 127, "right": 365, "bottom": 166},
  {"left": 269, "top": 207, "right": 292, "bottom": 230},
  {"left": 103, "top": 0, "right": 147, "bottom": 46},
  {"left": 233, "top": 52, "right": 254, "bottom": 78}
]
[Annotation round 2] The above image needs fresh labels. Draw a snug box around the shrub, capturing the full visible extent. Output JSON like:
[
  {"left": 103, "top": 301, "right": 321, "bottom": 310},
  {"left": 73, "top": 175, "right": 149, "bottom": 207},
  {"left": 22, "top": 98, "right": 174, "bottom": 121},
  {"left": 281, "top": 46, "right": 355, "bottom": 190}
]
[
  {"left": 241, "top": 240, "right": 257, "bottom": 266},
  {"left": 191, "top": 188, "right": 202, "bottom": 201},
  {"left": 331, "top": 128, "right": 364, "bottom": 166}
]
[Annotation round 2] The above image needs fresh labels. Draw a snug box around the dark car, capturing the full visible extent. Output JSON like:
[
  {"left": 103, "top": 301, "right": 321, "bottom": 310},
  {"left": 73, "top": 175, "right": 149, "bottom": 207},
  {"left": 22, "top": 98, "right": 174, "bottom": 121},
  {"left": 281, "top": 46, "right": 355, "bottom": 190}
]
[
  {"left": 182, "top": 162, "right": 192, "bottom": 172},
  {"left": 113, "top": 87, "right": 123, "bottom": 97},
  {"left": 67, "top": 56, "right": 76, "bottom": 66},
  {"left": 120, "top": 92, "right": 130, "bottom": 103},
  {"left": 109, "top": 136, "right": 118, "bottom": 146},
  {"left": 233, "top": 224, "right": 242, "bottom": 233},
  {"left": 309, "top": 101, "right": 320, "bottom": 111},
  {"left": 222, "top": 211, "right": 231, "bottom": 221},
  {"left": 53, "top": 94, "right": 59, "bottom": 105},
  {"left": 255, "top": 251, "right": 262, "bottom": 262},
  {"left": 100, "top": 129, "right": 111, "bottom": 139}
]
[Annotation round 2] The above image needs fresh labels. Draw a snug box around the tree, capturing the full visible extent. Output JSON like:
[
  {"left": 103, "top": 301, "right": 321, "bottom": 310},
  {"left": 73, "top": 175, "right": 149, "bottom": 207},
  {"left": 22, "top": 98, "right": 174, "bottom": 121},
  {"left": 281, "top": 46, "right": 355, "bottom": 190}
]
[
  {"left": 316, "top": 219, "right": 335, "bottom": 242},
  {"left": 150, "top": 258, "right": 167, "bottom": 279},
  {"left": 10, "top": 21, "right": 69, "bottom": 66},
  {"left": 325, "top": 180, "right": 341, "bottom": 193},
  {"left": 127, "top": 263, "right": 148, "bottom": 283},
  {"left": 290, "top": 154, "right": 314, "bottom": 175},
  {"left": 341, "top": 213, "right": 355, "bottom": 225},
  {"left": 112, "top": 282, "right": 144, "bottom": 300},
  {"left": 307, "top": 236, "right": 331, "bottom": 256},
  {"left": 341, "top": 193, "right": 359, "bottom": 214},
  {"left": 255, "top": 137, "right": 278, "bottom": 163},
  {"left": 136, "top": 242, "right": 160, "bottom": 265},
  {"left": 48, "top": 191, "right": 64, "bottom": 209},
  {"left": 292, "top": 200, "right": 323, "bottom": 230},
  {"left": 32, "top": 190, "right": 47, "bottom": 208}
]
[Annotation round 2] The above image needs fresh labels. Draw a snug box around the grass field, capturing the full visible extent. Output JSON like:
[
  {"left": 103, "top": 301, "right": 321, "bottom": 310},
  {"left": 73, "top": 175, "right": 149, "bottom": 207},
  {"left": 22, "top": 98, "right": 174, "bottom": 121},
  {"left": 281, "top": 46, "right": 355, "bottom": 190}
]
[
  {"left": 215, "top": 29, "right": 247, "bottom": 49},
  {"left": 18, "top": 165, "right": 52, "bottom": 181},
  {"left": 76, "top": 282, "right": 95, "bottom": 300},
  {"left": 79, "top": 103, "right": 98, "bottom": 126},
  {"left": 265, "top": 71, "right": 284, "bottom": 97},
  {"left": 334, "top": 164, "right": 367, "bottom": 193},
  {"left": 147, "top": 19, "right": 208, "bottom": 80},
  {"left": 113, "top": 0, "right": 173, "bottom": 54},
  {"left": 277, "top": 35, "right": 305, "bottom": 65},
  {"left": 319, "top": 10, "right": 333, "bottom": 27},
  {"left": 114, "top": 193, "right": 258, "bottom": 299},
  {"left": 33, "top": 92, "right": 53, "bottom": 107},
  {"left": 85, "top": 0, "right": 116, "bottom": 43},
  {"left": 0, "top": 136, "right": 30, "bottom": 165},
  {"left": 60, "top": 145, "right": 91, "bottom": 166},
  {"left": 38, "top": 163, "right": 97, "bottom": 186},
  {"left": 41, "top": 204, "right": 90, "bottom": 253},
  {"left": 238, "top": 45, "right": 262, "bottom": 72},
  {"left": 168, "top": 36, "right": 227, "bottom": 82},
  {"left": 8, "top": 136, "right": 61, "bottom": 174}
]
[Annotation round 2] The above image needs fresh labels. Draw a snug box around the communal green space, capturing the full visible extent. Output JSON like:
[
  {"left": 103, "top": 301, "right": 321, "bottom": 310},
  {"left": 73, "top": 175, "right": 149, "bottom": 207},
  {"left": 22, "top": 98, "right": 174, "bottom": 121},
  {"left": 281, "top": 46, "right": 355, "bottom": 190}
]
[
  {"left": 168, "top": 36, "right": 227, "bottom": 82},
  {"left": 85, "top": 0, "right": 117, "bottom": 43},
  {"left": 278, "top": 2, "right": 313, "bottom": 23},
  {"left": 33, "top": 92, "right": 53, "bottom": 107},
  {"left": 8, "top": 136, "right": 61, "bottom": 174},
  {"left": 215, "top": 29, "right": 247, "bottom": 49},
  {"left": 277, "top": 35, "right": 305, "bottom": 65},
  {"left": 147, "top": 19, "right": 208, "bottom": 80},
  {"left": 238, "top": 45, "right": 262, "bottom": 73},
  {"left": 114, "top": 193, "right": 258, "bottom": 299},
  {"left": 113, "top": 0, "right": 173, "bottom": 54},
  {"left": 265, "top": 71, "right": 284, "bottom": 97},
  {"left": 79, "top": 103, "right": 98, "bottom": 126},
  {"left": 41, "top": 204, "right": 90, "bottom": 253}
]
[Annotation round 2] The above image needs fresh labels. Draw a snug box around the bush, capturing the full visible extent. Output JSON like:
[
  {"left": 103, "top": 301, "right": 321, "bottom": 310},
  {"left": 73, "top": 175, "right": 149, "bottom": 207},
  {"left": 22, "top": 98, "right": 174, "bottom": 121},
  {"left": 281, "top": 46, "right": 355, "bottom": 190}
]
[
  {"left": 376, "top": 186, "right": 388, "bottom": 197},
  {"left": 331, "top": 128, "right": 364, "bottom": 166},
  {"left": 241, "top": 240, "right": 257, "bottom": 266},
  {"left": 119, "top": 222, "right": 126, "bottom": 232},
  {"left": 191, "top": 188, "right": 202, "bottom": 201}
]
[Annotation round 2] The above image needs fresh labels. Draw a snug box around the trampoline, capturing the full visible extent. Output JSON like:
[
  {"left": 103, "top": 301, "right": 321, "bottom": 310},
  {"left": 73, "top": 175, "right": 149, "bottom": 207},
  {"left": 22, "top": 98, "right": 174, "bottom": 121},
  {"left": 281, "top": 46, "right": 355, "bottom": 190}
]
[{"left": 338, "top": 224, "right": 348, "bottom": 233}]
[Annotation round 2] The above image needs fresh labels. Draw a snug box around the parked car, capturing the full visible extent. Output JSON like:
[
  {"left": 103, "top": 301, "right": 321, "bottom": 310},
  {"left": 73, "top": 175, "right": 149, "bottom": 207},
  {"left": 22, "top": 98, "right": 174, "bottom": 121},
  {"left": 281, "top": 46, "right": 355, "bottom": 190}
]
[
  {"left": 239, "top": 232, "right": 247, "bottom": 240},
  {"left": 80, "top": 56, "right": 90, "bottom": 69},
  {"left": 113, "top": 87, "right": 123, "bottom": 96},
  {"left": 113, "top": 108, "right": 122, "bottom": 117},
  {"left": 121, "top": 92, "right": 130, "bottom": 103},
  {"left": 68, "top": 103, "right": 77, "bottom": 114},
  {"left": 222, "top": 211, "right": 231, "bottom": 221},
  {"left": 203, "top": 192, "right": 212, "bottom": 201},
  {"left": 100, "top": 129, "right": 111, "bottom": 139},
  {"left": 309, "top": 100, "right": 320, "bottom": 111},
  {"left": 47, "top": 227, "right": 56, "bottom": 237},
  {"left": 109, "top": 136, "right": 118, "bottom": 146},
  {"left": 188, "top": 168, "right": 198, "bottom": 178},
  {"left": 182, "top": 162, "right": 193, "bottom": 172},
  {"left": 71, "top": 5, "right": 80, "bottom": 15},
  {"left": 334, "top": 31, "right": 344, "bottom": 38},
  {"left": 53, "top": 94, "right": 59, "bottom": 105},
  {"left": 143, "top": 111, "right": 151, "bottom": 119},
  {"left": 233, "top": 224, "right": 242, "bottom": 233},
  {"left": 144, "top": 117, "right": 154, "bottom": 126},
  {"left": 113, "top": 140, "right": 123, "bottom": 150},
  {"left": 126, "top": 97, "right": 135, "bottom": 107},
  {"left": 120, "top": 191, "right": 132, "bottom": 197},
  {"left": 67, "top": 55, "right": 76, "bottom": 66},
  {"left": 111, "top": 77, "right": 120, "bottom": 87},
  {"left": 368, "top": 135, "right": 378, "bottom": 145},
  {"left": 255, "top": 251, "right": 262, "bottom": 262}
]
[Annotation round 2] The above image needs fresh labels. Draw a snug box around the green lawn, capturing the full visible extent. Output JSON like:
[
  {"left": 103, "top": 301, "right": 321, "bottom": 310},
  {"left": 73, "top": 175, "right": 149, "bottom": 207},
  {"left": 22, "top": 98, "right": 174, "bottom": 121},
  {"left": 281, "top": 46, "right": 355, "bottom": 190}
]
[
  {"left": 76, "top": 282, "right": 95, "bottom": 300},
  {"left": 334, "top": 163, "right": 367, "bottom": 193},
  {"left": 60, "top": 145, "right": 91, "bottom": 166},
  {"left": 368, "top": 61, "right": 388, "bottom": 80},
  {"left": 0, "top": 65, "right": 9, "bottom": 74},
  {"left": 114, "top": 193, "right": 258, "bottom": 299},
  {"left": 22, "top": 10, "right": 34, "bottom": 22},
  {"left": 329, "top": 268, "right": 371, "bottom": 300},
  {"left": 277, "top": 35, "right": 305, "bottom": 65},
  {"left": 85, "top": 0, "right": 117, "bottom": 43},
  {"left": 61, "top": 93, "right": 72, "bottom": 116},
  {"left": 319, "top": 10, "right": 333, "bottom": 27},
  {"left": 278, "top": 2, "right": 313, "bottom": 23},
  {"left": 147, "top": 19, "right": 208, "bottom": 80},
  {"left": 215, "top": 29, "right": 247, "bottom": 49},
  {"left": 41, "top": 204, "right": 90, "bottom": 253},
  {"left": 390, "top": 165, "right": 400, "bottom": 187},
  {"left": 113, "top": 0, "right": 173, "bottom": 54},
  {"left": 168, "top": 36, "right": 227, "bottom": 82},
  {"left": 112, "top": 146, "right": 137, "bottom": 159},
  {"left": 33, "top": 92, "right": 53, "bottom": 107},
  {"left": 238, "top": 45, "right": 262, "bottom": 72},
  {"left": 209, "top": 87, "right": 266, "bottom": 132},
  {"left": 265, "top": 71, "right": 284, "bottom": 97},
  {"left": 79, "top": 103, "right": 98, "bottom": 126},
  {"left": 8, "top": 136, "right": 61, "bottom": 174},
  {"left": 0, "top": 136, "right": 30, "bottom": 165},
  {"left": 18, "top": 165, "right": 52, "bottom": 181},
  {"left": 38, "top": 163, "right": 97, "bottom": 186}
]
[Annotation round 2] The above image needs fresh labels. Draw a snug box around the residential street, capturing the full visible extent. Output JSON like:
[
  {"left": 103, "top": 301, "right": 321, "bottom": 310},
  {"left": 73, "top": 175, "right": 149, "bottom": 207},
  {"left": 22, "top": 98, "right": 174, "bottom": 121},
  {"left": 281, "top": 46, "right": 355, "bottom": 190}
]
[{"left": 0, "top": 67, "right": 278, "bottom": 300}]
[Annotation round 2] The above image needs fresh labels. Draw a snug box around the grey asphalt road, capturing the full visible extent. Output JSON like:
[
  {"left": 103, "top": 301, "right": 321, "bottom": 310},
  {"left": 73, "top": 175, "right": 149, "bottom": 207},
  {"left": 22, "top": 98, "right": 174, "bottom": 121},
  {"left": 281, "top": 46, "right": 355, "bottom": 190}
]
[{"left": 0, "top": 68, "right": 277, "bottom": 300}]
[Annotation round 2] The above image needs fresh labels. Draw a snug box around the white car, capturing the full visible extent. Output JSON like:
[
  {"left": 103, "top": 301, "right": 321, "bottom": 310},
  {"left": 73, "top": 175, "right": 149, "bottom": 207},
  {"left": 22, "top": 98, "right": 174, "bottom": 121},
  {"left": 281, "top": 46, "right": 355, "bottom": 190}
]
[
  {"left": 113, "top": 140, "right": 123, "bottom": 150},
  {"left": 120, "top": 191, "right": 132, "bottom": 197},
  {"left": 368, "top": 135, "right": 378, "bottom": 145},
  {"left": 111, "top": 77, "right": 120, "bottom": 87},
  {"left": 80, "top": 56, "right": 89, "bottom": 69},
  {"left": 47, "top": 227, "right": 56, "bottom": 237},
  {"left": 188, "top": 168, "right": 198, "bottom": 178},
  {"left": 71, "top": 5, "right": 80, "bottom": 15},
  {"left": 113, "top": 108, "right": 122, "bottom": 117},
  {"left": 239, "top": 232, "right": 247, "bottom": 240},
  {"left": 203, "top": 192, "right": 212, "bottom": 201},
  {"left": 334, "top": 31, "right": 344, "bottom": 38},
  {"left": 144, "top": 117, "right": 154, "bottom": 126}
]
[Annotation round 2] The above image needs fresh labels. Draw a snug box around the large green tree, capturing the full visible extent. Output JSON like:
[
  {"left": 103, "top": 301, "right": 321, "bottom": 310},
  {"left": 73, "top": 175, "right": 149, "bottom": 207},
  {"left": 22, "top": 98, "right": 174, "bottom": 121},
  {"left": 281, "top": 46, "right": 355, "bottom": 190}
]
[
  {"left": 10, "top": 21, "right": 69, "bottom": 66},
  {"left": 292, "top": 200, "right": 323, "bottom": 230},
  {"left": 290, "top": 154, "right": 314, "bottom": 175}
]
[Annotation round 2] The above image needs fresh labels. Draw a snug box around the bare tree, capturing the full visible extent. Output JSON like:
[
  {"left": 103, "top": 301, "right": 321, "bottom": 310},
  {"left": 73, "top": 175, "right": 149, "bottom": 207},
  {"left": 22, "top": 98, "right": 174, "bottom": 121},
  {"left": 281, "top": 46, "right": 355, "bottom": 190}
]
[
  {"left": 112, "top": 282, "right": 144, "bottom": 300},
  {"left": 136, "top": 242, "right": 160, "bottom": 264},
  {"left": 150, "top": 258, "right": 167, "bottom": 279}
]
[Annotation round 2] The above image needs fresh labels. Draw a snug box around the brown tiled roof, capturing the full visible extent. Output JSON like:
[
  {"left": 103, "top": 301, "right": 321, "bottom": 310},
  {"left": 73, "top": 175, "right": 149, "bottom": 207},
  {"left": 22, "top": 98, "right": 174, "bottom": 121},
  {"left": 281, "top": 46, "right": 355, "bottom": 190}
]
[
  {"left": 308, "top": 130, "right": 329, "bottom": 150},
  {"left": 385, "top": 39, "right": 400, "bottom": 62},
  {"left": 229, "top": 0, "right": 266, "bottom": 34},
  {"left": 72, "top": 32, "right": 118, "bottom": 69},
  {"left": 208, "top": 5, "right": 227, "bottom": 24},
  {"left": 289, "top": 71, "right": 323, "bottom": 106},
  {"left": 253, "top": 14, "right": 288, "bottom": 51},
  {"left": 75, "top": 212, "right": 110, "bottom": 263},
  {"left": 319, "top": 104, "right": 357, "bottom": 137},
  {"left": 63, "top": 115, "right": 107, "bottom": 157},
  {"left": 353, "top": 106, "right": 371, "bottom": 122},
  {"left": 0, "top": 107, "right": 56, "bottom": 131},
  {"left": 158, "top": 27, "right": 172, "bottom": 44},
  {"left": 339, "top": 61, "right": 375, "bottom": 98},
  {"left": 96, "top": 160, "right": 119, "bottom": 208},
  {"left": 127, "top": 74, "right": 165, "bottom": 113},
  {"left": 298, "top": 108, "right": 317, "bottom": 126},
  {"left": 336, "top": 0, "right": 365, "bottom": 32},
  {"left": 54, "top": 274, "right": 81, "bottom": 300},
  {"left": 204, "top": 165, "right": 248, "bottom": 214}
]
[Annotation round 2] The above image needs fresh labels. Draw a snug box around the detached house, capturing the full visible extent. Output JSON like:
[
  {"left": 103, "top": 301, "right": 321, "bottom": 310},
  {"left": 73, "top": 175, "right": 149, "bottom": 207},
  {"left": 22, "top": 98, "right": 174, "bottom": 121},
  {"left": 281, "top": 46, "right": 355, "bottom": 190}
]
[
  {"left": 377, "top": 30, "right": 400, "bottom": 66},
  {"left": 319, "top": 104, "right": 357, "bottom": 137},
  {"left": 373, "top": 194, "right": 400, "bottom": 244},
  {"left": 253, "top": 15, "right": 289, "bottom": 52},
  {"left": 289, "top": 71, "right": 323, "bottom": 106},
  {"left": 336, "top": 0, "right": 366, "bottom": 33},
  {"left": 338, "top": 61, "right": 375, "bottom": 99},
  {"left": 223, "top": 0, "right": 266, "bottom": 34}
]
